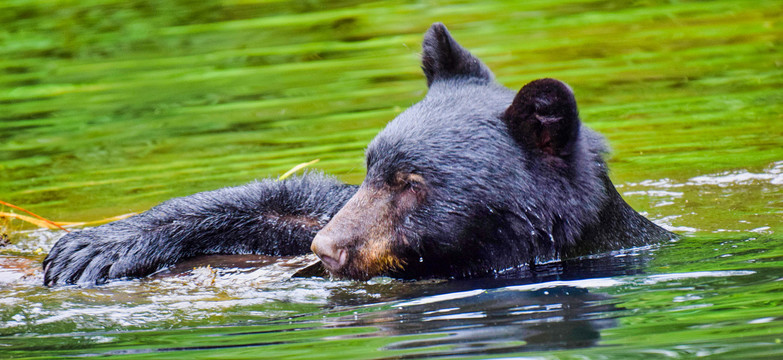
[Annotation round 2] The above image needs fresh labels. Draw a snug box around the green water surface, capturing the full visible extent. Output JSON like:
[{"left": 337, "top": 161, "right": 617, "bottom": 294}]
[{"left": 1, "top": 0, "right": 782, "bottom": 359}]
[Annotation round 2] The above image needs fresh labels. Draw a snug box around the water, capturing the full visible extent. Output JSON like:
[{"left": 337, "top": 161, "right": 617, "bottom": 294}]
[{"left": 1, "top": 0, "right": 782, "bottom": 358}]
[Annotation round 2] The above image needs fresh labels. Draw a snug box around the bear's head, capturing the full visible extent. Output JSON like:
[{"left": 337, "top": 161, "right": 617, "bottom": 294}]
[{"left": 310, "top": 23, "right": 665, "bottom": 280}]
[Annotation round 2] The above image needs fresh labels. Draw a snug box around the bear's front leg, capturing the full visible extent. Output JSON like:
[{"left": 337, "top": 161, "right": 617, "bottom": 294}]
[{"left": 43, "top": 173, "right": 357, "bottom": 286}]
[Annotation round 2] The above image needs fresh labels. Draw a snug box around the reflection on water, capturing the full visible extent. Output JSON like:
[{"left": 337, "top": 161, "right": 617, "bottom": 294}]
[{"left": 341, "top": 285, "right": 618, "bottom": 357}]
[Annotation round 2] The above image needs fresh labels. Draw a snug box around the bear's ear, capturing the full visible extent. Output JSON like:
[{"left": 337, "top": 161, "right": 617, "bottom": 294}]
[
  {"left": 503, "top": 78, "right": 581, "bottom": 158},
  {"left": 421, "top": 23, "right": 493, "bottom": 87}
]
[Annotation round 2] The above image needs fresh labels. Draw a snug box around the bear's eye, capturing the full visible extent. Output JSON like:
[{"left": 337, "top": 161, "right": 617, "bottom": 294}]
[
  {"left": 393, "top": 172, "right": 425, "bottom": 192},
  {"left": 391, "top": 172, "right": 427, "bottom": 210}
]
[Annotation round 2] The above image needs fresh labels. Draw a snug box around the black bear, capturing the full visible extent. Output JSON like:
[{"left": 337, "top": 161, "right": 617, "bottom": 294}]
[{"left": 43, "top": 23, "right": 673, "bottom": 286}]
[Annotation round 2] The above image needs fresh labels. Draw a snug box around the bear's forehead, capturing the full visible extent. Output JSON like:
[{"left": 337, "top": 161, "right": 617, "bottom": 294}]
[
  {"left": 365, "top": 81, "right": 521, "bottom": 173},
  {"left": 381, "top": 82, "right": 513, "bottom": 141}
]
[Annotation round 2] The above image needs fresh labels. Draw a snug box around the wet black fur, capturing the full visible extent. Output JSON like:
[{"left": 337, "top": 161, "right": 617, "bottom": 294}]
[
  {"left": 43, "top": 175, "right": 356, "bottom": 285},
  {"left": 44, "top": 23, "right": 673, "bottom": 286}
]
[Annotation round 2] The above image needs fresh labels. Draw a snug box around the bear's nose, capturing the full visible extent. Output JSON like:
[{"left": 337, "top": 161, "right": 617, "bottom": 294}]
[{"left": 311, "top": 234, "right": 347, "bottom": 270}]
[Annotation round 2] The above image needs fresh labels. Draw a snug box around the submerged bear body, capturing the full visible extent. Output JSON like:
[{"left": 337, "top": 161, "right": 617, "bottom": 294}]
[{"left": 43, "top": 24, "right": 673, "bottom": 286}]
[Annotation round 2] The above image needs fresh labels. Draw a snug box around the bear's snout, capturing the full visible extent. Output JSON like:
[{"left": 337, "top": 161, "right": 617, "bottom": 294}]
[
  {"left": 310, "top": 185, "right": 406, "bottom": 280},
  {"left": 311, "top": 233, "right": 348, "bottom": 270}
]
